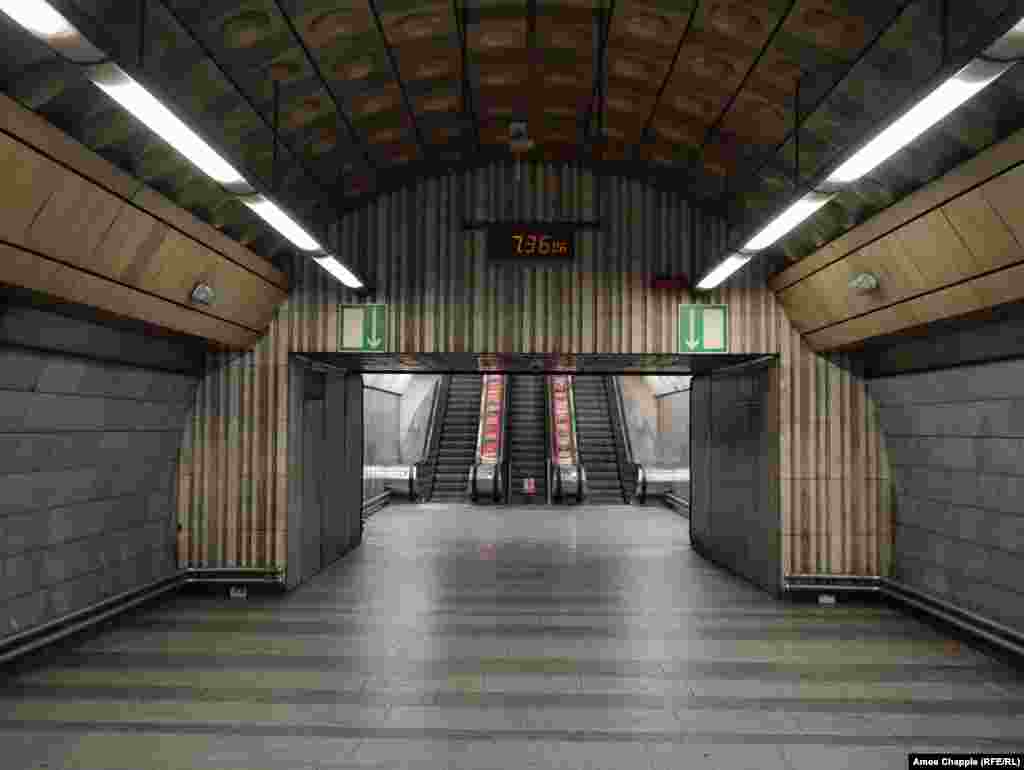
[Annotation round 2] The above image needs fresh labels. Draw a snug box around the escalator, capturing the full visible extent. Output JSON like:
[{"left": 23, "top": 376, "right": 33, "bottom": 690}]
[
  {"left": 506, "top": 375, "right": 548, "bottom": 504},
  {"left": 429, "top": 374, "right": 483, "bottom": 502},
  {"left": 573, "top": 376, "right": 631, "bottom": 503}
]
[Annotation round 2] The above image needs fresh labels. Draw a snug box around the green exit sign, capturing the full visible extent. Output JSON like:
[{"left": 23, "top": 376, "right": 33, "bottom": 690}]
[
  {"left": 678, "top": 304, "right": 729, "bottom": 353},
  {"left": 341, "top": 304, "right": 386, "bottom": 351}
]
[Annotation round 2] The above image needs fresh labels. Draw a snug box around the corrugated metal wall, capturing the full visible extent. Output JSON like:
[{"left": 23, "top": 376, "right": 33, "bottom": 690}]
[
  {"left": 177, "top": 161, "right": 891, "bottom": 579},
  {"left": 339, "top": 163, "right": 712, "bottom": 353}
]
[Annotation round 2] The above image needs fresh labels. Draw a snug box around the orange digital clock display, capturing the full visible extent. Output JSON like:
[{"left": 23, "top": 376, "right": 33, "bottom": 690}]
[
  {"left": 487, "top": 223, "right": 576, "bottom": 261},
  {"left": 511, "top": 233, "right": 570, "bottom": 255}
]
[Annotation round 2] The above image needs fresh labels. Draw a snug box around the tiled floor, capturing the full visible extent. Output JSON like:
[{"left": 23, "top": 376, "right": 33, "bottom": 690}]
[{"left": 1, "top": 503, "right": 1022, "bottom": 769}]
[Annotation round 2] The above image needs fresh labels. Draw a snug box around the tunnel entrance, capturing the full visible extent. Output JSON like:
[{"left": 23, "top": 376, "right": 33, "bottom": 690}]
[{"left": 290, "top": 352, "right": 780, "bottom": 594}]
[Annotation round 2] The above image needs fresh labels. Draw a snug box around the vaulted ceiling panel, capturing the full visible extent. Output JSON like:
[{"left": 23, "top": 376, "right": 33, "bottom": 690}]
[{"left": 2, "top": 0, "right": 1021, "bottom": 274}]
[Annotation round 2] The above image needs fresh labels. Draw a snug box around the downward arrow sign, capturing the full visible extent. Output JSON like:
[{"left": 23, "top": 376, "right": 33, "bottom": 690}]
[
  {"left": 685, "top": 306, "right": 699, "bottom": 351},
  {"left": 366, "top": 307, "right": 382, "bottom": 349}
]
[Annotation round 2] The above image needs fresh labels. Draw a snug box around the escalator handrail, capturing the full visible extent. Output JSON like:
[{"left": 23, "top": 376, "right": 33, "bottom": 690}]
[
  {"left": 499, "top": 373, "right": 511, "bottom": 502},
  {"left": 610, "top": 375, "right": 634, "bottom": 465},
  {"left": 606, "top": 376, "right": 635, "bottom": 503},
  {"left": 544, "top": 376, "right": 552, "bottom": 502},
  {"left": 422, "top": 375, "right": 452, "bottom": 501}
]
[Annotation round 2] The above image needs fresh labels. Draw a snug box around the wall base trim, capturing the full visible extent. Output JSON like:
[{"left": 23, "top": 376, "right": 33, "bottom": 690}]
[
  {"left": 182, "top": 568, "right": 284, "bottom": 585},
  {"left": 663, "top": 492, "right": 689, "bottom": 516},
  {"left": 0, "top": 574, "right": 183, "bottom": 665},
  {"left": 363, "top": 490, "right": 391, "bottom": 521},
  {"left": 784, "top": 575, "right": 1024, "bottom": 660}
]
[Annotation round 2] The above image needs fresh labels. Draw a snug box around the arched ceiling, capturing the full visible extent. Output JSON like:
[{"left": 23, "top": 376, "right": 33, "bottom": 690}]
[{"left": 2, "top": 0, "right": 1023, "bottom": 272}]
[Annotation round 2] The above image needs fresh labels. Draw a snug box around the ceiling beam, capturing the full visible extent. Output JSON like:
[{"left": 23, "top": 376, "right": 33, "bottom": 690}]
[
  {"left": 691, "top": 0, "right": 797, "bottom": 176},
  {"left": 725, "top": 0, "right": 915, "bottom": 211},
  {"left": 631, "top": 0, "right": 701, "bottom": 159},
  {"left": 151, "top": 0, "right": 337, "bottom": 201},
  {"left": 269, "top": 0, "right": 375, "bottom": 174},
  {"left": 720, "top": 0, "right": 1024, "bottom": 262},
  {"left": 580, "top": 0, "right": 615, "bottom": 151},
  {"left": 452, "top": 0, "right": 481, "bottom": 153},
  {"left": 526, "top": 0, "right": 537, "bottom": 122},
  {"left": 367, "top": 0, "right": 430, "bottom": 160}
]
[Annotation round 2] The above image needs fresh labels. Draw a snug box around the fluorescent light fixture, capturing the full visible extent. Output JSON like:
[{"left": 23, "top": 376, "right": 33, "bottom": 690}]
[
  {"left": 827, "top": 58, "right": 1011, "bottom": 184},
  {"left": 0, "top": 0, "right": 76, "bottom": 39},
  {"left": 314, "top": 255, "right": 364, "bottom": 288},
  {"left": 241, "top": 195, "right": 322, "bottom": 252},
  {"left": 0, "top": 0, "right": 105, "bottom": 62},
  {"left": 696, "top": 253, "right": 751, "bottom": 290},
  {"left": 743, "top": 192, "right": 833, "bottom": 251},
  {"left": 89, "top": 63, "right": 246, "bottom": 186}
]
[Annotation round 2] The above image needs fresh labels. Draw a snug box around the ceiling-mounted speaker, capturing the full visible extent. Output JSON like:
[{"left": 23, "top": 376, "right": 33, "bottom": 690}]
[
  {"left": 848, "top": 271, "right": 880, "bottom": 293},
  {"left": 191, "top": 282, "right": 215, "bottom": 305}
]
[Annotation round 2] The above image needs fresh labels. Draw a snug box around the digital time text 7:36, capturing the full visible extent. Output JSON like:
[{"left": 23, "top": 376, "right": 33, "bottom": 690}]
[{"left": 511, "top": 233, "right": 570, "bottom": 255}]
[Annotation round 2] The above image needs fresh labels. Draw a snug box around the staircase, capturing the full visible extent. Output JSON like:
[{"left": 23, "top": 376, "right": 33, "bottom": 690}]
[
  {"left": 573, "top": 376, "right": 628, "bottom": 503},
  {"left": 506, "top": 375, "right": 548, "bottom": 505},
  {"left": 429, "top": 374, "right": 482, "bottom": 502}
]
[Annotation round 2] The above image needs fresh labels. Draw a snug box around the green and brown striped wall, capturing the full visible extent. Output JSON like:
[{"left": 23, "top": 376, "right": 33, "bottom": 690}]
[{"left": 177, "top": 162, "right": 891, "bottom": 580}]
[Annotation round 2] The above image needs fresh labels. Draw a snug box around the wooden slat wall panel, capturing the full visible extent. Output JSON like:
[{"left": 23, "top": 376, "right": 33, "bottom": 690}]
[
  {"left": 768, "top": 125, "right": 1024, "bottom": 292},
  {"left": 178, "top": 162, "right": 889, "bottom": 579},
  {"left": 773, "top": 127, "right": 1024, "bottom": 351},
  {"left": 0, "top": 130, "right": 288, "bottom": 346},
  {"left": 708, "top": 256, "right": 890, "bottom": 578}
]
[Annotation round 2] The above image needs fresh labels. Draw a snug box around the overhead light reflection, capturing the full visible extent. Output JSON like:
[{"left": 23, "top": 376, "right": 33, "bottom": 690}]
[
  {"left": 314, "top": 255, "right": 364, "bottom": 288},
  {"left": 743, "top": 192, "right": 833, "bottom": 251},
  {"left": 696, "top": 253, "right": 751, "bottom": 290},
  {"left": 241, "top": 195, "right": 322, "bottom": 252}
]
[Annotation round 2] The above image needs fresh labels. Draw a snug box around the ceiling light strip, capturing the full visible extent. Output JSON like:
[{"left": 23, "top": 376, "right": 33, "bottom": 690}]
[
  {"left": 314, "top": 256, "right": 364, "bottom": 289},
  {"left": 697, "top": 15, "right": 1024, "bottom": 289},
  {"left": 241, "top": 196, "right": 322, "bottom": 252},
  {"left": 89, "top": 63, "right": 246, "bottom": 186}
]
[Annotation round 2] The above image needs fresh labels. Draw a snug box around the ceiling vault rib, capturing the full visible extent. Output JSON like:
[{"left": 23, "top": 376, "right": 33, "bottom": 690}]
[
  {"left": 452, "top": 0, "right": 481, "bottom": 153},
  {"left": 269, "top": 0, "right": 376, "bottom": 173},
  {"left": 580, "top": 0, "right": 616, "bottom": 151},
  {"left": 727, "top": 0, "right": 915, "bottom": 205},
  {"left": 632, "top": 0, "right": 702, "bottom": 158},
  {"left": 152, "top": 0, "right": 336, "bottom": 199},
  {"left": 691, "top": 0, "right": 798, "bottom": 177},
  {"left": 366, "top": 0, "right": 430, "bottom": 160},
  {"left": 527, "top": 0, "right": 537, "bottom": 123}
]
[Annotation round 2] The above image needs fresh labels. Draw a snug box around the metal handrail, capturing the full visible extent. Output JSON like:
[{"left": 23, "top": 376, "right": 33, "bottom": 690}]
[
  {"left": 607, "top": 376, "right": 636, "bottom": 503},
  {"left": 544, "top": 375, "right": 552, "bottom": 504},
  {"left": 634, "top": 464, "right": 647, "bottom": 504},
  {"left": 610, "top": 375, "right": 634, "bottom": 463},
  {"left": 420, "top": 375, "right": 451, "bottom": 501},
  {"left": 499, "top": 374, "right": 511, "bottom": 502}
]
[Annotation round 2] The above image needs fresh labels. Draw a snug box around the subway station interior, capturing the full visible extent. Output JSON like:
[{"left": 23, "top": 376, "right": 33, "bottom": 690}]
[{"left": 1, "top": 0, "right": 1024, "bottom": 767}]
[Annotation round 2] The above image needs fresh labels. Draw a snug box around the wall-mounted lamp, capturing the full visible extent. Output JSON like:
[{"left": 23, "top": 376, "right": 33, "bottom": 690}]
[
  {"left": 848, "top": 272, "right": 880, "bottom": 293},
  {"left": 190, "top": 283, "right": 215, "bottom": 305}
]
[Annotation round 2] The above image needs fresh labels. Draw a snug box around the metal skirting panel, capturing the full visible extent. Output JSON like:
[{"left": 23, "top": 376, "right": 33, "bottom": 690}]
[
  {"left": 176, "top": 255, "right": 353, "bottom": 571},
  {"left": 176, "top": 162, "right": 892, "bottom": 580},
  {"left": 784, "top": 576, "right": 1024, "bottom": 661},
  {"left": 706, "top": 262, "right": 892, "bottom": 579}
]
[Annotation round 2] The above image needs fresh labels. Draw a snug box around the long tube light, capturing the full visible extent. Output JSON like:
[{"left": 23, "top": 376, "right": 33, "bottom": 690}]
[
  {"left": 314, "top": 256, "right": 364, "bottom": 289},
  {"left": 90, "top": 63, "right": 246, "bottom": 187},
  {"left": 0, "top": 0, "right": 76, "bottom": 38},
  {"left": 696, "top": 253, "right": 751, "bottom": 290},
  {"left": 697, "top": 16, "right": 1024, "bottom": 290},
  {"left": 743, "top": 192, "right": 834, "bottom": 251},
  {"left": 241, "top": 195, "right": 322, "bottom": 252},
  {"left": 827, "top": 57, "right": 1011, "bottom": 184},
  {"left": 0, "top": 0, "right": 105, "bottom": 62}
]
